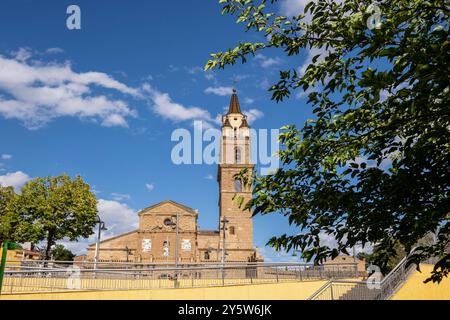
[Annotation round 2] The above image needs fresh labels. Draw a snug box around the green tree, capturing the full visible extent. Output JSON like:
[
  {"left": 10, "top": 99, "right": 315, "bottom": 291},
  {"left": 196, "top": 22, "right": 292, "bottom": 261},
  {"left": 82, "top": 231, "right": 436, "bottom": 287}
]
[
  {"left": 0, "top": 186, "right": 37, "bottom": 245},
  {"left": 206, "top": 0, "right": 450, "bottom": 282},
  {"left": 0, "top": 186, "right": 16, "bottom": 245},
  {"left": 17, "top": 175, "right": 98, "bottom": 260},
  {"left": 358, "top": 241, "right": 407, "bottom": 274},
  {"left": 51, "top": 244, "right": 75, "bottom": 261}
]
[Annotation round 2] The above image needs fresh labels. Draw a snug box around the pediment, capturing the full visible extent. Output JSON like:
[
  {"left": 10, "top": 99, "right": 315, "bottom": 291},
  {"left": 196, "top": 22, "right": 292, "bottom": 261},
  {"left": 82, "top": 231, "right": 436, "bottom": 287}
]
[{"left": 138, "top": 200, "right": 197, "bottom": 216}]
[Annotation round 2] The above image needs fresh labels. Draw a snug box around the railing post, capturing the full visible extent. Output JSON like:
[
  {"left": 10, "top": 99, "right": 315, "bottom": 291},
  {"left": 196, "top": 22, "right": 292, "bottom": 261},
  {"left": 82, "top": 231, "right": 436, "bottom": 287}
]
[
  {"left": 276, "top": 267, "right": 279, "bottom": 283},
  {"left": 330, "top": 283, "right": 334, "bottom": 300},
  {"left": 221, "top": 266, "right": 225, "bottom": 286},
  {"left": 0, "top": 240, "right": 9, "bottom": 295}
]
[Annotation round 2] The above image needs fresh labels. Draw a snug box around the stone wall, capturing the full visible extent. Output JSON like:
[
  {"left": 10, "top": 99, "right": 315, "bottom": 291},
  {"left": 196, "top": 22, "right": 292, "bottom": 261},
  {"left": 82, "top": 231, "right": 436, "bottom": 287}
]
[
  {"left": 136, "top": 201, "right": 198, "bottom": 263},
  {"left": 197, "top": 231, "right": 220, "bottom": 262},
  {"left": 86, "top": 230, "right": 138, "bottom": 262}
]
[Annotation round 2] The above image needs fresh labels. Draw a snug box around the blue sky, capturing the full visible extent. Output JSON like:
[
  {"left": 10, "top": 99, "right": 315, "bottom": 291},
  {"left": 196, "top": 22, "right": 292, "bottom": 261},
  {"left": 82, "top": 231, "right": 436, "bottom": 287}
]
[{"left": 0, "top": 0, "right": 323, "bottom": 261}]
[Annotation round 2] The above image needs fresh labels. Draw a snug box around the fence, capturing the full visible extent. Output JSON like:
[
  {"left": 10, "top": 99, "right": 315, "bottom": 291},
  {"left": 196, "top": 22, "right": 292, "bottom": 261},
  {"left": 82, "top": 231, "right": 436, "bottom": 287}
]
[
  {"left": 308, "top": 253, "right": 416, "bottom": 300},
  {"left": 1, "top": 261, "right": 358, "bottom": 294}
]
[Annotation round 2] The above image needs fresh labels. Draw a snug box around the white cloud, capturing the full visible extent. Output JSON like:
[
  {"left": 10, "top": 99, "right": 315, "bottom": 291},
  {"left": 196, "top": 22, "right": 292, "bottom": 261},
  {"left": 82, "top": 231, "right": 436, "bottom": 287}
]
[
  {"left": 244, "top": 108, "right": 264, "bottom": 123},
  {"left": 279, "top": 0, "right": 342, "bottom": 18},
  {"left": 110, "top": 192, "right": 131, "bottom": 201},
  {"left": 91, "top": 186, "right": 101, "bottom": 195},
  {"left": 168, "top": 64, "right": 179, "bottom": 72},
  {"left": 351, "top": 155, "right": 393, "bottom": 171},
  {"left": 186, "top": 66, "right": 203, "bottom": 74},
  {"left": 279, "top": 0, "right": 309, "bottom": 16},
  {"left": 317, "top": 232, "right": 372, "bottom": 256},
  {"left": 97, "top": 199, "right": 138, "bottom": 236},
  {"left": 294, "top": 46, "right": 332, "bottom": 100},
  {"left": 204, "top": 72, "right": 216, "bottom": 81},
  {"left": 0, "top": 171, "right": 31, "bottom": 191},
  {"left": 145, "top": 183, "right": 155, "bottom": 192},
  {"left": 11, "top": 47, "right": 33, "bottom": 62},
  {"left": 298, "top": 46, "right": 329, "bottom": 77},
  {"left": 57, "top": 199, "right": 138, "bottom": 255},
  {"left": 234, "top": 74, "right": 250, "bottom": 81},
  {"left": 45, "top": 47, "right": 64, "bottom": 54},
  {"left": 204, "top": 86, "right": 234, "bottom": 96},
  {"left": 279, "top": 1, "right": 339, "bottom": 82},
  {"left": 258, "top": 246, "right": 298, "bottom": 263},
  {"left": 205, "top": 174, "right": 214, "bottom": 180},
  {"left": 56, "top": 239, "right": 91, "bottom": 255},
  {"left": 0, "top": 51, "right": 140, "bottom": 129},
  {"left": 101, "top": 114, "right": 129, "bottom": 128},
  {"left": 257, "top": 77, "right": 271, "bottom": 90},
  {"left": 142, "top": 83, "right": 214, "bottom": 125},
  {"left": 255, "top": 54, "right": 283, "bottom": 68},
  {"left": 1, "top": 154, "right": 12, "bottom": 160},
  {"left": 243, "top": 97, "right": 255, "bottom": 104}
]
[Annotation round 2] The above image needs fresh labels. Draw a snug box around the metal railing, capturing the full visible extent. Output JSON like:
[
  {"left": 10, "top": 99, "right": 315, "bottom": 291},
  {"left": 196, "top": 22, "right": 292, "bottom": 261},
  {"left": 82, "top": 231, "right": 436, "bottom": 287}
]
[
  {"left": 308, "top": 253, "right": 416, "bottom": 300},
  {"left": 1, "top": 262, "right": 358, "bottom": 294}
]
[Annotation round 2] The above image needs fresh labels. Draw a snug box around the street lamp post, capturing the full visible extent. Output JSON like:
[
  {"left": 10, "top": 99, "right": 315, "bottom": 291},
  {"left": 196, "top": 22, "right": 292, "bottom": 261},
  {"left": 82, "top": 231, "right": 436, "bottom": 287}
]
[
  {"left": 220, "top": 217, "right": 229, "bottom": 265},
  {"left": 93, "top": 217, "right": 107, "bottom": 272},
  {"left": 164, "top": 213, "right": 180, "bottom": 288},
  {"left": 174, "top": 213, "right": 179, "bottom": 268},
  {"left": 220, "top": 217, "right": 229, "bottom": 284},
  {"left": 292, "top": 249, "right": 303, "bottom": 280},
  {"left": 165, "top": 213, "right": 180, "bottom": 267}
]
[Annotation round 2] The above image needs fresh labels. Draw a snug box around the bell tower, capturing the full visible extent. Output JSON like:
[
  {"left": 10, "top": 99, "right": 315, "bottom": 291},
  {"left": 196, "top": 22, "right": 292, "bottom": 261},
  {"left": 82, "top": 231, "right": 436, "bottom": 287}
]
[{"left": 217, "top": 89, "right": 256, "bottom": 262}]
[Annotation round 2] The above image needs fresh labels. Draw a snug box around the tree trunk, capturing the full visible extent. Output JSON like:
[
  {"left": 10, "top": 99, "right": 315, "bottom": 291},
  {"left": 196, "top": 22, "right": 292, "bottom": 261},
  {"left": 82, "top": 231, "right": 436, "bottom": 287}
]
[{"left": 44, "top": 231, "right": 54, "bottom": 261}]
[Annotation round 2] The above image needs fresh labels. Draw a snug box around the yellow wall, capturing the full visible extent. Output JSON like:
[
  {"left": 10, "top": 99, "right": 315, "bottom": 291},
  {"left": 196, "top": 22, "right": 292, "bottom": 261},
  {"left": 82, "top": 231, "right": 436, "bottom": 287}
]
[
  {"left": 0, "top": 280, "right": 326, "bottom": 300},
  {"left": 0, "top": 248, "right": 17, "bottom": 262},
  {"left": 391, "top": 264, "right": 450, "bottom": 300}
]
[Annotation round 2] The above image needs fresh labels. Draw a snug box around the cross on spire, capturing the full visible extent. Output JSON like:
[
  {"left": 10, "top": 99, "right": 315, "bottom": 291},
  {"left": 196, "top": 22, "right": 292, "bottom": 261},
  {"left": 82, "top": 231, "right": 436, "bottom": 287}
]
[{"left": 232, "top": 79, "right": 238, "bottom": 93}]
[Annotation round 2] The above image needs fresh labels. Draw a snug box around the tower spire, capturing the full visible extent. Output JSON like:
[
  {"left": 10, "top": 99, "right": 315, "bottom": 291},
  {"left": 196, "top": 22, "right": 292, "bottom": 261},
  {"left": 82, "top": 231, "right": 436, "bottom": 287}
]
[{"left": 227, "top": 88, "right": 242, "bottom": 114}]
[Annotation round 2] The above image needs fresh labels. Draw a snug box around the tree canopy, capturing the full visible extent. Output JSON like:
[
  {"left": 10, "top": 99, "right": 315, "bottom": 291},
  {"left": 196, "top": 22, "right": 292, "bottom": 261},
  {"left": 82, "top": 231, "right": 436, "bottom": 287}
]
[
  {"left": 51, "top": 244, "right": 75, "bottom": 261},
  {"left": 0, "top": 186, "right": 35, "bottom": 245},
  {"left": 206, "top": 0, "right": 450, "bottom": 282},
  {"left": 0, "top": 186, "right": 18, "bottom": 244},
  {"left": 16, "top": 175, "right": 98, "bottom": 260}
]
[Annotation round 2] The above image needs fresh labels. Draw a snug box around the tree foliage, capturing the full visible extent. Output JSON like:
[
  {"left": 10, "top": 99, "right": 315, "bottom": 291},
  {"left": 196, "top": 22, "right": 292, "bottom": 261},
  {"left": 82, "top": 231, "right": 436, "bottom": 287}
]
[
  {"left": 51, "top": 244, "right": 75, "bottom": 261},
  {"left": 0, "top": 186, "right": 35, "bottom": 245},
  {"left": 206, "top": 0, "right": 450, "bottom": 282},
  {"left": 0, "top": 186, "right": 17, "bottom": 244},
  {"left": 16, "top": 175, "right": 98, "bottom": 260}
]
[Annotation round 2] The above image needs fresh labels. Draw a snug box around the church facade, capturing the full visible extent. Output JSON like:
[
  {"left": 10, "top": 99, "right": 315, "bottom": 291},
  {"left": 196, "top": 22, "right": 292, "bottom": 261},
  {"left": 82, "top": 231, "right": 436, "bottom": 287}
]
[{"left": 86, "top": 90, "right": 261, "bottom": 263}]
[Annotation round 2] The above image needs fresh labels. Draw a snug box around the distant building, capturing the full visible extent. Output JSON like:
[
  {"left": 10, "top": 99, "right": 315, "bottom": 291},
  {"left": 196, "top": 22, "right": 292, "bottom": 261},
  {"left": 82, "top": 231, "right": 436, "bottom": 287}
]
[
  {"left": 0, "top": 248, "right": 41, "bottom": 265},
  {"left": 83, "top": 90, "right": 262, "bottom": 264},
  {"left": 323, "top": 255, "right": 366, "bottom": 277},
  {"left": 73, "top": 254, "right": 87, "bottom": 268}
]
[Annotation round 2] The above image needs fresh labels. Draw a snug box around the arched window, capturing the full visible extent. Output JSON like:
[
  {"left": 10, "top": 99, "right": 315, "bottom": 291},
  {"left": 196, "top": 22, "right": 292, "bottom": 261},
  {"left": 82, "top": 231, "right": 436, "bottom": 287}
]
[
  {"left": 234, "top": 179, "right": 242, "bottom": 192},
  {"left": 235, "top": 147, "right": 242, "bottom": 163},
  {"left": 204, "top": 251, "right": 210, "bottom": 260}
]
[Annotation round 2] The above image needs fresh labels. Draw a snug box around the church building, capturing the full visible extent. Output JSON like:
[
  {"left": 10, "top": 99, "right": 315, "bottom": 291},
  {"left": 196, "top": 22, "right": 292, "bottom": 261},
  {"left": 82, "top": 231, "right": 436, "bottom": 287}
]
[{"left": 86, "top": 90, "right": 261, "bottom": 263}]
